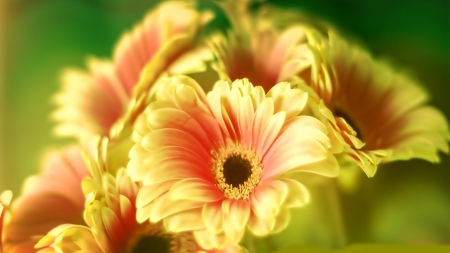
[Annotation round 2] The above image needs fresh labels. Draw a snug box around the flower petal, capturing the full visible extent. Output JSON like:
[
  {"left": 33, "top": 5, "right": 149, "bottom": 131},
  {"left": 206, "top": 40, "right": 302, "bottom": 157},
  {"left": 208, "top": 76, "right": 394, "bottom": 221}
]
[
  {"left": 247, "top": 213, "right": 275, "bottom": 236},
  {"left": 256, "top": 111, "right": 286, "bottom": 158},
  {"left": 252, "top": 98, "right": 274, "bottom": 150},
  {"left": 272, "top": 208, "right": 291, "bottom": 234},
  {"left": 222, "top": 199, "right": 249, "bottom": 243},
  {"left": 136, "top": 202, "right": 154, "bottom": 224},
  {"left": 142, "top": 157, "right": 212, "bottom": 185},
  {"left": 193, "top": 229, "right": 229, "bottom": 250},
  {"left": 272, "top": 88, "right": 308, "bottom": 119},
  {"left": 238, "top": 94, "right": 254, "bottom": 147},
  {"left": 202, "top": 201, "right": 224, "bottom": 234},
  {"left": 136, "top": 180, "right": 177, "bottom": 208},
  {"left": 262, "top": 117, "right": 338, "bottom": 180},
  {"left": 163, "top": 208, "right": 205, "bottom": 232},
  {"left": 141, "top": 128, "right": 210, "bottom": 160},
  {"left": 173, "top": 83, "right": 224, "bottom": 145},
  {"left": 169, "top": 178, "right": 224, "bottom": 202},
  {"left": 147, "top": 108, "right": 213, "bottom": 151},
  {"left": 250, "top": 180, "right": 288, "bottom": 219},
  {"left": 280, "top": 179, "right": 310, "bottom": 208},
  {"left": 101, "top": 207, "right": 126, "bottom": 249},
  {"left": 150, "top": 194, "right": 203, "bottom": 223}
]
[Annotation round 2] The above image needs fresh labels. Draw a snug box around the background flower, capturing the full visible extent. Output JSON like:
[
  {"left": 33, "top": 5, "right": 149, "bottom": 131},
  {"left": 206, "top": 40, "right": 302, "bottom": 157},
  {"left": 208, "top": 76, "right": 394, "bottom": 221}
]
[
  {"left": 3, "top": 147, "right": 88, "bottom": 253},
  {"left": 307, "top": 31, "right": 449, "bottom": 177},
  {"left": 52, "top": 1, "right": 214, "bottom": 142},
  {"left": 204, "top": 23, "right": 319, "bottom": 92},
  {"left": 0, "top": 190, "right": 12, "bottom": 253},
  {"left": 39, "top": 138, "right": 243, "bottom": 253}
]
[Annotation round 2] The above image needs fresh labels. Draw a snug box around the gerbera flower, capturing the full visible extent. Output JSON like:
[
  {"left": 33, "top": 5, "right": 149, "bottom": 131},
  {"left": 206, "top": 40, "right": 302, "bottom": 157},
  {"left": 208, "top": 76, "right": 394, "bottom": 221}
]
[
  {"left": 52, "top": 1, "right": 213, "bottom": 141},
  {"left": 302, "top": 31, "right": 450, "bottom": 176},
  {"left": 38, "top": 138, "right": 243, "bottom": 253},
  {"left": 186, "top": 17, "right": 342, "bottom": 153},
  {"left": 204, "top": 6, "right": 449, "bottom": 176},
  {"left": 206, "top": 23, "right": 323, "bottom": 93},
  {"left": 3, "top": 147, "right": 89, "bottom": 253},
  {"left": 127, "top": 76, "right": 339, "bottom": 248},
  {"left": 1, "top": 190, "right": 12, "bottom": 253}
]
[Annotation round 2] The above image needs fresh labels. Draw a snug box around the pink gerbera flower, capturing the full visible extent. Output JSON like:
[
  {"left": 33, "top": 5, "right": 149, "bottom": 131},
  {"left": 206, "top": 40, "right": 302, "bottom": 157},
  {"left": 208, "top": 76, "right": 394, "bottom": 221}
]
[
  {"left": 53, "top": 1, "right": 213, "bottom": 141},
  {"left": 127, "top": 76, "right": 339, "bottom": 248},
  {"left": 38, "top": 139, "right": 242, "bottom": 253},
  {"left": 1, "top": 190, "right": 12, "bottom": 253},
  {"left": 207, "top": 23, "right": 320, "bottom": 93},
  {"left": 3, "top": 147, "right": 89, "bottom": 253}
]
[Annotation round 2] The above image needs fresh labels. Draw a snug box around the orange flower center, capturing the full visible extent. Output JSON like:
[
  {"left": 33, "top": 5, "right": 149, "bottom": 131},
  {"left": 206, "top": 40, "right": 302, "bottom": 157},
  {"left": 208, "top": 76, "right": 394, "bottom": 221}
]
[
  {"left": 124, "top": 223, "right": 196, "bottom": 253},
  {"left": 212, "top": 142, "right": 262, "bottom": 200}
]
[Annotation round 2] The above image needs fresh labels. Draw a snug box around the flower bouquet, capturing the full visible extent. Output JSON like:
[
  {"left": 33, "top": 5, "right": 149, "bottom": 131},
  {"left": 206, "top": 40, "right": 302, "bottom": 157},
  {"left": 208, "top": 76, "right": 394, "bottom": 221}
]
[{"left": 1, "top": 1, "right": 449, "bottom": 252}]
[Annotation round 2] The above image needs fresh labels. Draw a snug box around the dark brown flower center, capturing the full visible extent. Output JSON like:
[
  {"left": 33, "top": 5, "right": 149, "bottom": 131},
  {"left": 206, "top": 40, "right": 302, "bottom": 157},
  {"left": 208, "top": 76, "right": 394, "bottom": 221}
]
[
  {"left": 125, "top": 224, "right": 196, "bottom": 253},
  {"left": 223, "top": 155, "right": 252, "bottom": 187},
  {"left": 132, "top": 234, "right": 172, "bottom": 253},
  {"left": 334, "top": 108, "right": 363, "bottom": 139},
  {"left": 211, "top": 142, "right": 262, "bottom": 199}
]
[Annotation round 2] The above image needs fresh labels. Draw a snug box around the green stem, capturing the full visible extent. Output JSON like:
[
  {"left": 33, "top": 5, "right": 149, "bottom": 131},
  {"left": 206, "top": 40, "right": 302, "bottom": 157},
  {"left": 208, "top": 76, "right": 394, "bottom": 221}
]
[
  {"left": 214, "top": 0, "right": 252, "bottom": 33},
  {"left": 326, "top": 178, "right": 348, "bottom": 247}
]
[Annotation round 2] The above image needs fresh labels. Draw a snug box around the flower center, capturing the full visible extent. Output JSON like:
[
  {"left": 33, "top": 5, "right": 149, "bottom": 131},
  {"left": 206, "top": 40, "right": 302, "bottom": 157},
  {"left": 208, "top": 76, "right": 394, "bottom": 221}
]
[
  {"left": 212, "top": 142, "right": 262, "bottom": 200},
  {"left": 132, "top": 234, "right": 171, "bottom": 253},
  {"left": 125, "top": 223, "right": 196, "bottom": 253},
  {"left": 223, "top": 155, "right": 252, "bottom": 187},
  {"left": 334, "top": 108, "right": 363, "bottom": 139}
]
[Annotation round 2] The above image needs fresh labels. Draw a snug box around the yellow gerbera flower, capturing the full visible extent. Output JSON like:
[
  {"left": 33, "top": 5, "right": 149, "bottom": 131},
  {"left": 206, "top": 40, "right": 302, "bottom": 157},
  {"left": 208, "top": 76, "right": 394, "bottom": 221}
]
[
  {"left": 38, "top": 138, "right": 243, "bottom": 253},
  {"left": 127, "top": 76, "right": 339, "bottom": 248},
  {"left": 302, "top": 31, "right": 450, "bottom": 176}
]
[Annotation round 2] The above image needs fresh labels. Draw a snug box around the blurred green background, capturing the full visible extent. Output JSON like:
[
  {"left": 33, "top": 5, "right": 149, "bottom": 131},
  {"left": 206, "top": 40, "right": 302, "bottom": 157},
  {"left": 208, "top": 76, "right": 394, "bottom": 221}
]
[{"left": 1, "top": 0, "right": 449, "bottom": 249}]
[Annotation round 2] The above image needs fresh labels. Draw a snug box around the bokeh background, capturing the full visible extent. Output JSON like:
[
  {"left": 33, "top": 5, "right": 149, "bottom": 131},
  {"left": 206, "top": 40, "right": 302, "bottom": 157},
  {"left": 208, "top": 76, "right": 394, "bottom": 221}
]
[{"left": 1, "top": 0, "right": 449, "bottom": 250}]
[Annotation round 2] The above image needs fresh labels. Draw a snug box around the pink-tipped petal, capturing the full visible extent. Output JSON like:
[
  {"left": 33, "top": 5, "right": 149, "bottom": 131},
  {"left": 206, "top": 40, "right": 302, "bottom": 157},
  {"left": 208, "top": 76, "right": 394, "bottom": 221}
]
[{"left": 170, "top": 178, "right": 224, "bottom": 202}]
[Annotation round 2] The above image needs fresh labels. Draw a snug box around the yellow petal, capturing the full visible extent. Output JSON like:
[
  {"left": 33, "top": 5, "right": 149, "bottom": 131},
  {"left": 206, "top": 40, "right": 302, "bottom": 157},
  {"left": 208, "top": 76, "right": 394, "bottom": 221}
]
[
  {"left": 202, "top": 201, "right": 224, "bottom": 234},
  {"left": 247, "top": 213, "right": 275, "bottom": 236},
  {"left": 193, "top": 229, "right": 229, "bottom": 250},
  {"left": 272, "top": 208, "right": 291, "bottom": 234},
  {"left": 272, "top": 88, "right": 309, "bottom": 119},
  {"left": 163, "top": 208, "right": 205, "bottom": 232},
  {"left": 136, "top": 202, "right": 154, "bottom": 224},
  {"left": 150, "top": 194, "right": 203, "bottom": 223},
  {"left": 136, "top": 180, "right": 177, "bottom": 208},
  {"left": 222, "top": 199, "right": 250, "bottom": 243},
  {"left": 250, "top": 180, "right": 288, "bottom": 219},
  {"left": 280, "top": 179, "right": 310, "bottom": 208},
  {"left": 238, "top": 94, "right": 254, "bottom": 147}
]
